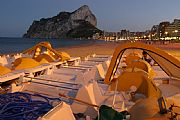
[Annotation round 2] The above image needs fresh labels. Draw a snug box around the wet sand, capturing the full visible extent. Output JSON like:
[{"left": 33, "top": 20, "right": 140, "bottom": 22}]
[{"left": 56, "top": 42, "right": 180, "bottom": 60}]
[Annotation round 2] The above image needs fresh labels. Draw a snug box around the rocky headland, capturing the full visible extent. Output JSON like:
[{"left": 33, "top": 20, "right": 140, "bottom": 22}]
[{"left": 23, "top": 5, "right": 102, "bottom": 39}]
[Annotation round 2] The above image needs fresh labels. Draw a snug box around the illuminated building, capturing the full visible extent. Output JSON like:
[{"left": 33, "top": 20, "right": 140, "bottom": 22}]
[
  {"left": 157, "top": 22, "right": 170, "bottom": 39},
  {"left": 165, "top": 19, "right": 180, "bottom": 40}
]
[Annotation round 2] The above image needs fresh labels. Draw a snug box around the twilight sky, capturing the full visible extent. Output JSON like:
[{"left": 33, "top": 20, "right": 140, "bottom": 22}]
[{"left": 0, "top": 0, "right": 180, "bottom": 37}]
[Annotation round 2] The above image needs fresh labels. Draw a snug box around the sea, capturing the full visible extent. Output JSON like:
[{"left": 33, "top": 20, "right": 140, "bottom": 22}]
[{"left": 0, "top": 37, "right": 105, "bottom": 54}]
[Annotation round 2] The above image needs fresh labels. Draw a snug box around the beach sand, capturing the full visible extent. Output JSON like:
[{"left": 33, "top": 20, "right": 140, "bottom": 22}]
[
  {"left": 56, "top": 42, "right": 180, "bottom": 60},
  {"left": 57, "top": 42, "right": 118, "bottom": 57}
]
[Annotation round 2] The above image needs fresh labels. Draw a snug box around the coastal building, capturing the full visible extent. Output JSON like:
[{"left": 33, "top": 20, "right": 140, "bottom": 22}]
[
  {"left": 157, "top": 21, "right": 170, "bottom": 39},
  {"left": 119, "top": 29, "right": 130, "bottom": 40},
  {"left": 165, "top": 19, "right": 180, "bottom": 40},
  {"left": 133, "top": 32, "right": 145, "bottom": 40},
  {"left": 102, "top": 31, "right": 116, "bottom": 41},
  {"left": 102, "top": 31, "right": 130, "bottom": 41},
  {"left": 92, "top": 33, "right": 100, "bottom": 40},
  {"left": 150, "top": 25, "right": 158, "bottom": 40},
  {"left": 144, "top": 30, "right": 151, "bottom": 40},
  {"left": 150, "top": 19, "right": 180, "bottom": 40}
]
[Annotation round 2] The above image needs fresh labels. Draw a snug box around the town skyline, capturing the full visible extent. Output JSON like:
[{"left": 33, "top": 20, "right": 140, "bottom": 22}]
[{"left": 0, "top": 0, "right": 180, "bottom": 37}]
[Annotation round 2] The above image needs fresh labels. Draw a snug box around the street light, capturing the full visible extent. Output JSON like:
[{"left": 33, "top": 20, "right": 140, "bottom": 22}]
[
  {"left": 174, "top": 30, "right": 178, "bottom": 40},
  {"left": 164, "top": 32, "right": 168, "bottom": 40}
]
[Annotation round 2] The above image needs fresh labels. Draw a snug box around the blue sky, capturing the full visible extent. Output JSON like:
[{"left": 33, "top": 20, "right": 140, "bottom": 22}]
[{"left": 0, "top": 0, "right": 180, "bottom": 37}]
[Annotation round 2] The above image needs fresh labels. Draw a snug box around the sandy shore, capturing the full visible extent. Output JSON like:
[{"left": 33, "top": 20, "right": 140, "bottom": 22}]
[
  {"left": 56, "top": 42, "right": 180, "bottom": 60},
  {"left": 56, "top": 42, "right": 119, "bottom": 57}
]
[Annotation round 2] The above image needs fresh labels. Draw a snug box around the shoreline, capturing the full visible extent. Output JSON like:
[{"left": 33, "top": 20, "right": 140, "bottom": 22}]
[
  {"left": 1, "top": 41, "right": 180, "bottom": 60},
  {"left": 56, "top": 41, "right": 180, "bottom": 60}
]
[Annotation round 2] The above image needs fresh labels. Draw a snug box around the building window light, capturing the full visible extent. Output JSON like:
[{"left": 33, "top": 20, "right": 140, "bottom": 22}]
[{"left": 174, "top": 30, "right": 178, "bottom": 33}]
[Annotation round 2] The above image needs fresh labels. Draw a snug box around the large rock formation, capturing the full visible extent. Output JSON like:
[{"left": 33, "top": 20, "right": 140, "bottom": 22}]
[{"left": 23, "top": 5, "right": 101, "bottom": 38}]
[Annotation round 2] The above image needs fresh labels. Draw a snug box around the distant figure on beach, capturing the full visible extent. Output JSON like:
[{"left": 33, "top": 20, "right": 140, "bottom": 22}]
[{"left": 142, "top": 51, "right": 152, "bottom": 65}]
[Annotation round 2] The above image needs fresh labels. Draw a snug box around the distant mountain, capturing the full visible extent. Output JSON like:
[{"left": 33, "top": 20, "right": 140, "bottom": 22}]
[{"left": 23, "top": 5, "right": 102, "bottom": 39}]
